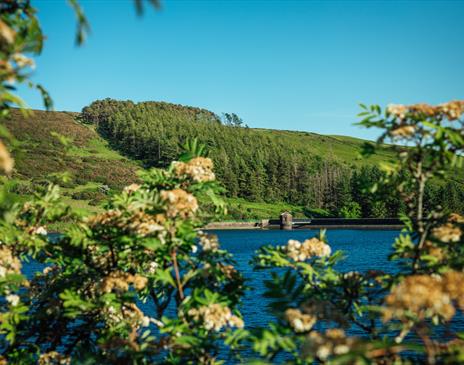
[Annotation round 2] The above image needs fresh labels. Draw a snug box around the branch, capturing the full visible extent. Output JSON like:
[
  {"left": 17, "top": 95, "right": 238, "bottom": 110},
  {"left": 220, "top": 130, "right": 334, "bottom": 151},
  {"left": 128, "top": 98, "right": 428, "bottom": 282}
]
[{"left": 171, "top": 249, "right": 184, "bottom": 301}]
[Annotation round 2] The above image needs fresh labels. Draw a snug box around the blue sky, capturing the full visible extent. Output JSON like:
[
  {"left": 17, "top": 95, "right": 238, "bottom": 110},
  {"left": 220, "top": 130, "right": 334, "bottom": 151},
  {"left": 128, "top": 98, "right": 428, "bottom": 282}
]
[{"left": 23, "top": 0, "right": 464, "bottom": 140}]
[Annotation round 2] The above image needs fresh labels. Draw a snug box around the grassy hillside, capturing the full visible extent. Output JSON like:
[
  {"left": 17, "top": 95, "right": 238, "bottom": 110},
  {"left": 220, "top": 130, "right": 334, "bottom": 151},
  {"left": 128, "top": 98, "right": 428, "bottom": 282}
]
[
  {"left": 4, "top": 109, "right": 309, "bottom": 219},
  {"left": 5, "top": 109, "right": 142, "bottom": 216},
  {"left": 251, "top": 129, "right": 395, "bottom": 166},
  {"left": 6, "top": 109, "right": 140, "bottom": 187},
  {"left": 2, "top": 103, "right": 407, "bottom": 220}
]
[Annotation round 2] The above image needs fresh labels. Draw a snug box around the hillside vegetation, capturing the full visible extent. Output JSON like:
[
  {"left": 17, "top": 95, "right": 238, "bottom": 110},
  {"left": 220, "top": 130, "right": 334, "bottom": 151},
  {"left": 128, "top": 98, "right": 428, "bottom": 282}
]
[
  {"left": 80, "top": 99, "right": 403, "bottom": 216},
  {"left": 6, "top": 109, "right": 139, "bottom": 188},
  {"left": 4, "top": 109, "right": 141, "bottom": 216},
  {"left": 5, "top": 101, "right": 464, "bottom": 219}
]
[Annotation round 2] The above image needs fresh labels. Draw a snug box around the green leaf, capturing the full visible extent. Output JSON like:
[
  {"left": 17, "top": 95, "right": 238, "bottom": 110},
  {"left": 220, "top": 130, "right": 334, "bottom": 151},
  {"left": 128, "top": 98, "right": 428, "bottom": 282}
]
[{"left": 155, "top": 268, "right": 176, "bottom": 287}]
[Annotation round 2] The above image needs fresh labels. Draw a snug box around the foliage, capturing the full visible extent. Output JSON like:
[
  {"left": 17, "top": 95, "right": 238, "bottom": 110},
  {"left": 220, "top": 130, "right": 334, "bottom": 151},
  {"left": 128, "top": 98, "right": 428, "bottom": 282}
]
[
  {"left": 3, "top": 100, "right": 464, "bottom": 363},
  {"left": 303, "top": 207, "right": 331, "bottom": 218},
  {"left": 226, "top": 197, "right": 305, "bottom": 220},
  {"left": 6, "top": 102, "right": 464, "bottom": 219},
  {"left": 5, "top": 109, "right": 140, "bottom": 190},
  {"left": 0, "top": 1, "right": 50, "bottom": 115},
  {"left": 0, "top": 0, "right": 156, "bottom": 176},
  {"left": 80, "top": 99, "right": 404, "bottom": 215},
  {"left": 339, "top": 201, "right": 362, "bottom": 218},
  {"left": 221, "top": 112, "right": 248, "bottom": 128},
  {"left": 247, "top": 101, "right": 464, "bottom": 364},
  {"left": 0, "top": 154, "right": 248, "bottom": 364}
]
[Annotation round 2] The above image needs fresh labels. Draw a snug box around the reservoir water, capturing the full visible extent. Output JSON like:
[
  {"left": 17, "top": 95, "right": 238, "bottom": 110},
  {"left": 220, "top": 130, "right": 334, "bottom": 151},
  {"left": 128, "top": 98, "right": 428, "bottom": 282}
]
[
  {"left": 22, "top": 229, "right": 464, "bottom": 360},
  {"left": 25, "top": 229, "right": 401, "bottom": 330},
  {"left": 215, "top": 229, "right": 463, "bottom": 361},
  {"left": 214, "top": 229, "right": 400, "bottom": 329}
]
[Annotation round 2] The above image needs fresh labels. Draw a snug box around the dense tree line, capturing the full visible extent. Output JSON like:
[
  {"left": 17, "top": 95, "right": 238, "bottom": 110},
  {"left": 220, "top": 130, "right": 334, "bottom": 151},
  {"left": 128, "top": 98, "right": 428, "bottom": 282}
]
[{"left": 81, "top": 99, "right": 464, "bottom": 217}]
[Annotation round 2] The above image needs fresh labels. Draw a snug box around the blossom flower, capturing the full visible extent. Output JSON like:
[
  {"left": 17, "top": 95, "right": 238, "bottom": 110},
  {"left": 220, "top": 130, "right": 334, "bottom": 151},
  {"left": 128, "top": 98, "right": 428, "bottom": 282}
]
[
  {"left": 387, "top": 104, "right": 408, "bottom": 120},
  {"left": 43, "top": 266, "right": 54, "bottom": 275},
  {"left": 126, "top": 211, "right": 165, "bottom": 238},
  {"left": 173, "top": 157, "right": 215, "bottom": 183},
  {"left": 161, "top": 188, "right": 199, "bottom": 218},
  {"left": 0, "top": 140, "right": 13, "bottom": 174},
  {"left": 101, "top": 272, "right": 148, "bottom": 293},
  {"left": 409, "top": 103, "right": 438, "bottom": 117},
  {"left": 448, "top": 213, "right": 464, "bottom": 224},
  {"left": 228, "top": 315, "right": 245, "bottom": 328},
  {"left": 86, "top": 244, "right": 112, "bottom": 270},
  {"left": 390, "top": 125, "right": 416, "bottom": 138},
  {"left": 87, "top": 209, "right": 166, "bottom": 239},
  {"left": 301, "top": 299, "right": 348, "bottom": 327},
  {"left": 104, "top": 303, "right": 148, "bottom": 330},
  {"left": 6, "top": 294, "right": 20, "bottom": 306},
  {"left": 439, "top": 100, "right": 464, "bottom": 120},
  {"left": 304, "top": 329, "right": 355, "bottom": 361},
  {"left": 285, "top": 237, "right": 331, "bottom": 262},
  {"left": 383, "top": 275, "right": 455, "bottom": 322},
  {"left": 146, "top": 261, "right": 159, "bottom": 274},
  {"left": 38, "top": 351, "right": 71, "bottom": 365},
  {"left": 30, "top": 226, "right": 47, "bottom": 236},
  {"left": 123, "top": 183, "right": 141, "bottom": 194},
  {"left": 188, "top": 303, "right": 244, "bottom": 331},
  {"left": 198, "top": 232, "right": 219, "bottom": 252},
  {"left": 218, "top": 264, "right": 237, "bottom": 279},
  {"left": 343, "top": 271, "right": 362, "bottom": 280},
  {"left": 101, "top": 272, "right": 131, "bottom": 293},
  {"left": 87, "top": 209, "right": 123, "bottom": 226},
  {"left": 387, "top": 100, "right": 464, "bottom": 122},
  {"left": 285, "top": 308, "right": 316, "bottom": 333},
  {"left": 423, "top": 241, "right": 445, "bottom": 261},
  {"left": 12, "top": 53, "right": 35, "bottom": 69},
  {"left": 133, "top": 275, "right": 148, "bottom": 290},
  {"left": 432, "top": 223, "right": 462, "bottom": 243},
  {"left": 442, "top": 271, "right": 464, "bottom": 310},
  {"left": 0, "top": 246, "right": 21, "bottom": 278}
]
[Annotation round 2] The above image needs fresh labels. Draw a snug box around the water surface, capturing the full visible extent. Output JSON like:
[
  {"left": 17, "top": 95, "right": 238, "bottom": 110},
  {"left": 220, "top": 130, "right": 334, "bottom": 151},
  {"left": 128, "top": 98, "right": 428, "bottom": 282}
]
[
  {"left": 214, "top": 229, "right": 400, "bottom": 329},
  {"left": 22, "top": 229, "right": 464, "bottom": 360}
]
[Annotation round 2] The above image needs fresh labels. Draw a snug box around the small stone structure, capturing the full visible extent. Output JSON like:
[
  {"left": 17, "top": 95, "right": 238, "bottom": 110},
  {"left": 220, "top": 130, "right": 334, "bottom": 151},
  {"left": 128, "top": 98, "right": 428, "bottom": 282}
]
[{"left": 280, "top": 212, "right": 293, "bottom": 230}]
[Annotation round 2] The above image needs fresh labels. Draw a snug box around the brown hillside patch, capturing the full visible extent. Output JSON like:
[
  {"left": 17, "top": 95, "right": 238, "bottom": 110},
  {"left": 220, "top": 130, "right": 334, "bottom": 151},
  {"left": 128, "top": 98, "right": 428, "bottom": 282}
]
[{"left": 4, "top": 109, "right": 139, "bottom": 189}]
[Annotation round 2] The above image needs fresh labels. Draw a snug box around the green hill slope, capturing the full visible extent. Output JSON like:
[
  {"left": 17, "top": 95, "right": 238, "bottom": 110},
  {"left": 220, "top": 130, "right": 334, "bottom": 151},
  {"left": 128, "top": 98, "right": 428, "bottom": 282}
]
[
  {"left": 80, "top": 99, "right": 400, "bottom": 214},
  {"left": 5, "top": 101, "right": 463, "bottom": 219},
  {"left": 4, "top": 103, "right": 396, "bottom": 219},
  {"left": 6, "top": 109, "right": 140, "bottom": 187},
  {"left": 4, "top": 109, "right": 141, "bottom": 215},
  {"left": 6, "top": 99, "right": 464, "bottom": 219}
]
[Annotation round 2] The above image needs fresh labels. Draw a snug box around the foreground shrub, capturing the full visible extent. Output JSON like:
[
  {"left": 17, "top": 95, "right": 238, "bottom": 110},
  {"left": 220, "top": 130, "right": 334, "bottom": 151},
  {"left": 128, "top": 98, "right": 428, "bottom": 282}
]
[
  {"left": 248, "top": 101, "right": 464, "bottom": 364},
  {"left": 0, "top": 153, "right": 247, "bottom": 364}
]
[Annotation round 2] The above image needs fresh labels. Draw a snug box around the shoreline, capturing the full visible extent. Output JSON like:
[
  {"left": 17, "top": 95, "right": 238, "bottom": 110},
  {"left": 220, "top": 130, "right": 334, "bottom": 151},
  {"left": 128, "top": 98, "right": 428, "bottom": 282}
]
[{"left": 204, "top": 219, "right": 404, "bottom": 231}]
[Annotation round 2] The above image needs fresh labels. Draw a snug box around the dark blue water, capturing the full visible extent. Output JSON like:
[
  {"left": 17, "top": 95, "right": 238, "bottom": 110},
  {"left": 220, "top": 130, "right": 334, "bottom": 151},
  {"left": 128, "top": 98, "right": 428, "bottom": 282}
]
[
  {"left": 20, "top": 229, "right": 464, "bottom": 360},
  {"left": 25, "top": 229, "right": 400, "bottom": 330},
  {"left": 214, "top": 229, "right": 400, "bottom": 329}
]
